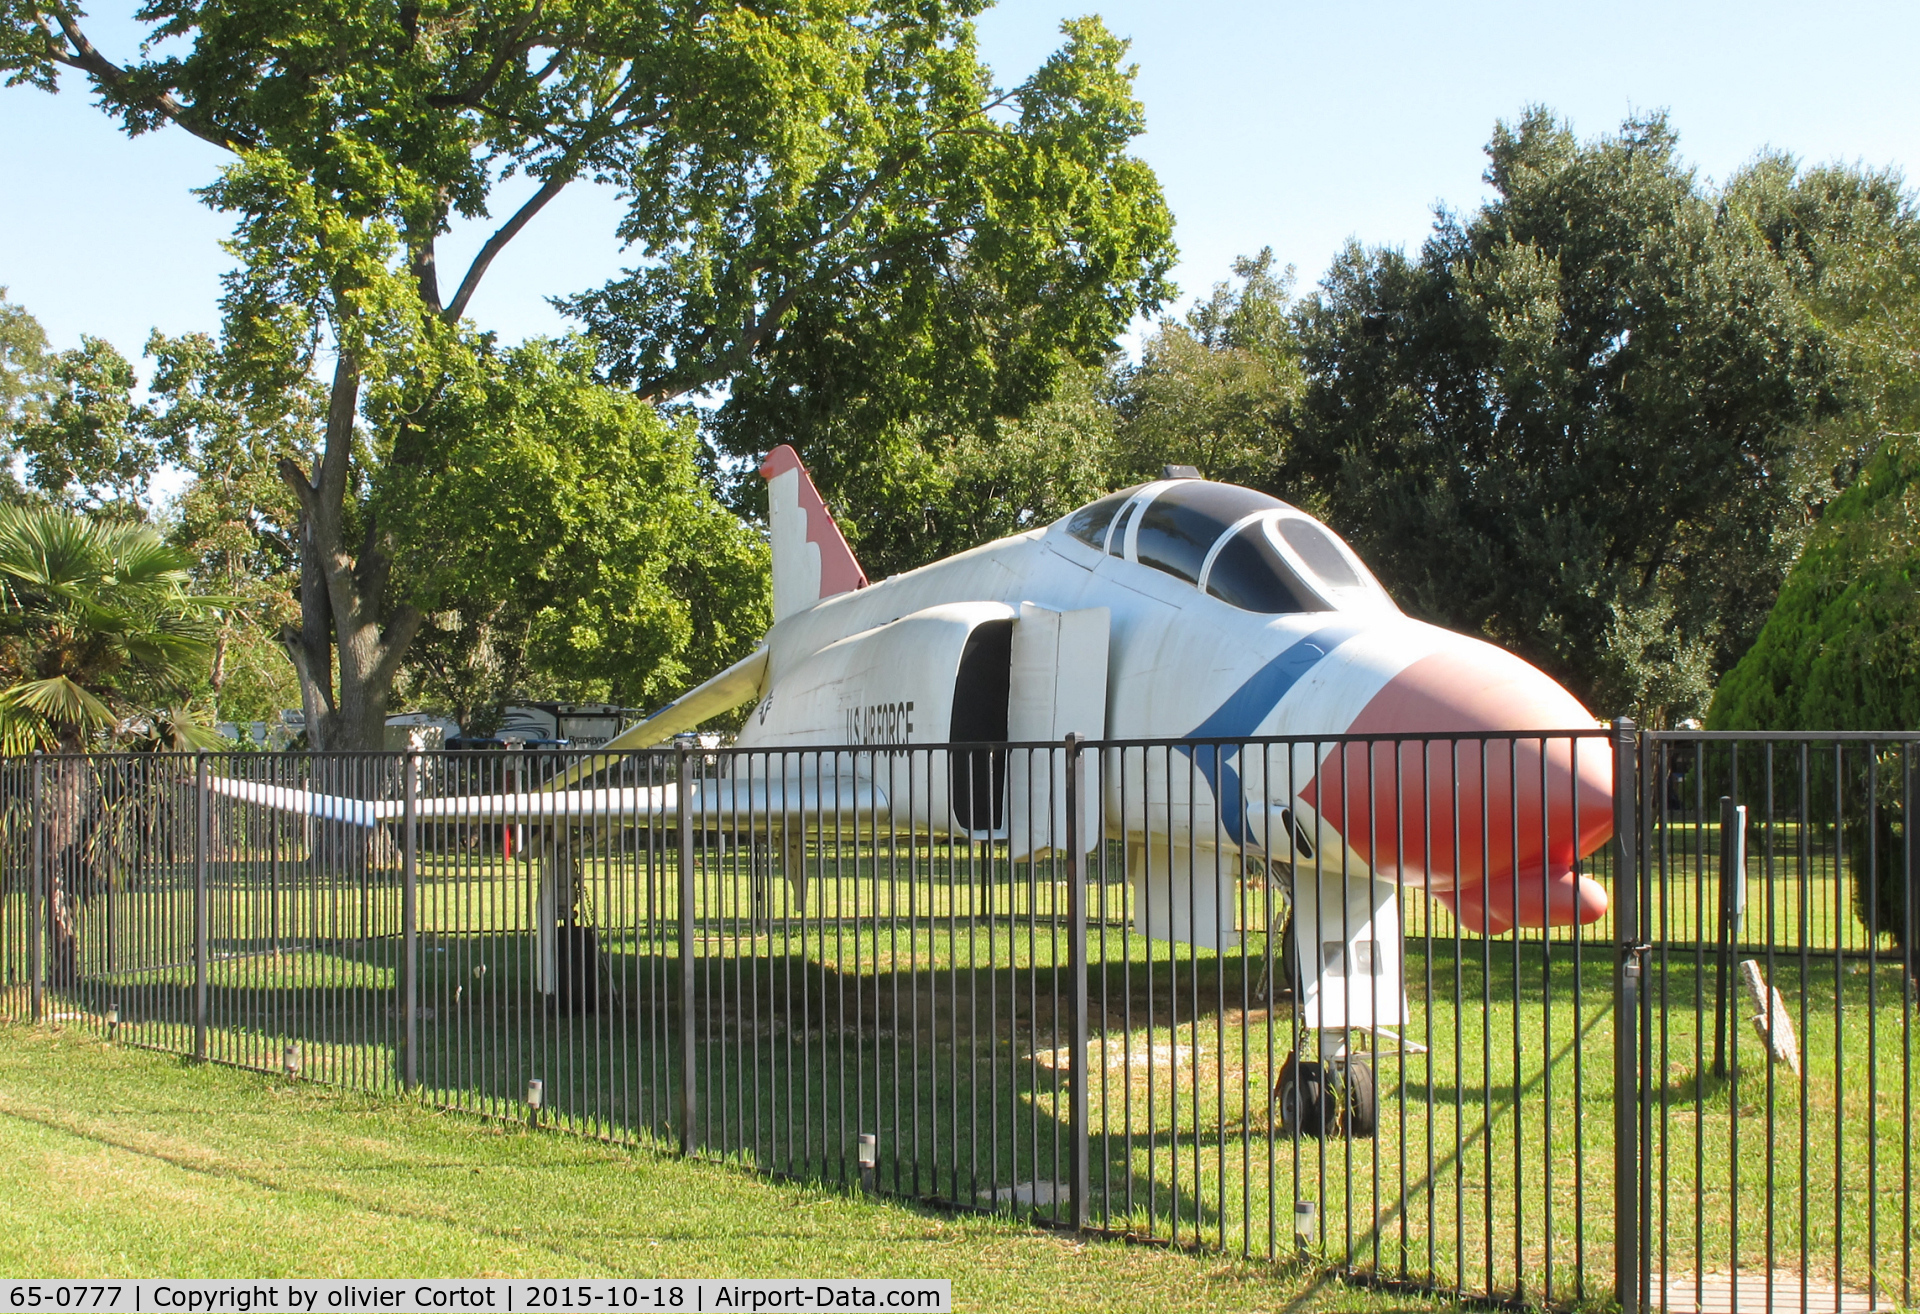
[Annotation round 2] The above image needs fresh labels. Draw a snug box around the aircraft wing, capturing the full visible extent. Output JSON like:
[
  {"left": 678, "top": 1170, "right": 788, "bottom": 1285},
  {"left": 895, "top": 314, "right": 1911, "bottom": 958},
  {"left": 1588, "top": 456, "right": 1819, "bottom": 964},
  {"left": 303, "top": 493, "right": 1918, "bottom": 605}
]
[
  {"left": 545, "top": 646, "right": 770, "bottom": 791},
  {"left": 204, "top": 770, "right": 886, "bottom": 830}
]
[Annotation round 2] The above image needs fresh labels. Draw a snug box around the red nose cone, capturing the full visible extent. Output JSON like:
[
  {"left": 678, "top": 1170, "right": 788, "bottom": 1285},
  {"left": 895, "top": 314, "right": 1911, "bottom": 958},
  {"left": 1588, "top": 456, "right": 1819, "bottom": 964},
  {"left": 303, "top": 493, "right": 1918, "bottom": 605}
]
[{"left": 1302, "top": 642, "right": 1612, "bottom": 932}]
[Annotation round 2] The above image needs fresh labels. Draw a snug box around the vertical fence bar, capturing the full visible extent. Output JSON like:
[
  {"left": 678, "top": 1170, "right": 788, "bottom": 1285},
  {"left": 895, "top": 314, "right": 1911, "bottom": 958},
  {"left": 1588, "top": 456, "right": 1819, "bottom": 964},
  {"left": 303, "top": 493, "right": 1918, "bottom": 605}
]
[
  {"left": 194, "top": 751, "right": 209, "bottom": 1061},
  {"left": 1613, "top": 718, "right": 1641, "bottom": 1314},
  {"left": 28, "top": 753, "right": 43, "bottom": 1025},
  {"left": 401, "top": 751, "right": 419, "bottom": 1091},
  {"left": 678, "top": 745, "right": 696, "bottom": 1157},
  {"left": 1063, "top": 734, "right": 1089, "bottom": 1231},
  {"left": 1713, "top": 795, "right": 1735, "bottom": 1079}
]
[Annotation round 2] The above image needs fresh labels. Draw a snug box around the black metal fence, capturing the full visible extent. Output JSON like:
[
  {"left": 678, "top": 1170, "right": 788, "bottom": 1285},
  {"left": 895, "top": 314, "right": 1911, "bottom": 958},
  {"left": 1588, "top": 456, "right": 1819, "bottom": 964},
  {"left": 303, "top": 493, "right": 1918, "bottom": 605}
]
[{"left": 0, "top": 729, "right": 1912, "bottom": 1311}]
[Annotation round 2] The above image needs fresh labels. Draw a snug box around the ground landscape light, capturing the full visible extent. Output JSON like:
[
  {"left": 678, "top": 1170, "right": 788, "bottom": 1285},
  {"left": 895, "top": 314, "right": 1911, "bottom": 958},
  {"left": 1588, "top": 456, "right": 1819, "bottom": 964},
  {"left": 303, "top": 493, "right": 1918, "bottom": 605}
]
[{"left": 1294, "top": 1199, "right": 1319, "bottom": 1247}]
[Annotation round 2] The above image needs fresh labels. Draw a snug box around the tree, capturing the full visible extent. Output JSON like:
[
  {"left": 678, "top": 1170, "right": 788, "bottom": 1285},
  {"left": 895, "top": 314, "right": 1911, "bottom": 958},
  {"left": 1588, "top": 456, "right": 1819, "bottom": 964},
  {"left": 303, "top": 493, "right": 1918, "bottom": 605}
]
[
  {"left": 377, "top": 337, "right": 769, "bottom": 730},
  {"left": 1700, "top": 155, "right": 1920, "bottom": 731},
  {"left": 12, "top": 337, "right": 158, "bottom": 511},
  {"left": 0, "top": 291, "right": 160, "bottom": 511},
  {"left": 0, "top": 505, "right": 222, "bottom": 979},
  {"left": 144, "top": 329, "right": 317, "bottom": 724},
  {"left": 1111, "top": 249, "right": 1304, "bottom": 490},
  {"left": 1706, "top": 437, "right": 1920, "bottom": 979},
  {"left": 899, "top": 363, "right": 1121, "bottom": 574},
  {"left": 0, "top": 506, "right": 219, "bottom": 752},
  {"left": 0, "top": 288, "right": 46, "bottom": 498},
  {"left": 1726, "top": 154, "right": 1920, "bottom": 529},
  {"left": 4, "top": 1, "right": 1175, "bottom": 751},
  {"left": 1288, "top": 111, "right": 1836, "bottom": 723}
]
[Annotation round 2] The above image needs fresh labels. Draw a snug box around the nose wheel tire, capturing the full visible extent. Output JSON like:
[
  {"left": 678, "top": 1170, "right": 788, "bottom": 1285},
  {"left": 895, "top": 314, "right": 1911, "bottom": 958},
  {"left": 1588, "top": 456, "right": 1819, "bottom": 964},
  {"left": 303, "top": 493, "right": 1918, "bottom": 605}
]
[
  {"left": 1273, "top": 1055, "right": 1337, "bottom": 1138},
  {"left": 1343, "top": 1058, "right": 1376, "bottom": 1138},
  {"left": 1273, "top": 1053, "right": 1376, "bottom": 1140}
]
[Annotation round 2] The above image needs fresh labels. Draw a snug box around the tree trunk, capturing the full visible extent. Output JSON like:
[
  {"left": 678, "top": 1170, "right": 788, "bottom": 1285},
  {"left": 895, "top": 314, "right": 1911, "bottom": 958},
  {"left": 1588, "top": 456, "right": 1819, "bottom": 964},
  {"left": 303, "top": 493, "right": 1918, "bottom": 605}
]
[
  {"left": 43, "top": 746, "right": 95, "bottom": 992},
  {"left": 279, "top": 355, "right": 424, "bottom": 755},
  {"left": 274, "top": 355, "right": 422, "bottom": 879}
]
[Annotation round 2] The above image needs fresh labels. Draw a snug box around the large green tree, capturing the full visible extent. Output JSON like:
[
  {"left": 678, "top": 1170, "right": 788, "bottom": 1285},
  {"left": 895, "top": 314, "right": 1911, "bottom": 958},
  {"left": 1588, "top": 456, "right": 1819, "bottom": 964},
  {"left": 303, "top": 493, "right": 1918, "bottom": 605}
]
[
  {"left": 1706, "top": 155, "right": 1920, "bottom": 731},
  {"left": 0, "top": 290, "right": 161, "bottom": 513},
  {"left": 4, "top": 0, "right": 1173, "bottom": 751},
  {"left": 378, "top": 337, "right": 768, "bottom": 731},
  {"left": 1288, "top": 111, "right": 1836, "bottom": 723},
  {"left": 1110, "top": 248, "right": 1304, "bottom": 491},
  {"left": 0, "top": 288, "right": 46, "bottom": 499}
]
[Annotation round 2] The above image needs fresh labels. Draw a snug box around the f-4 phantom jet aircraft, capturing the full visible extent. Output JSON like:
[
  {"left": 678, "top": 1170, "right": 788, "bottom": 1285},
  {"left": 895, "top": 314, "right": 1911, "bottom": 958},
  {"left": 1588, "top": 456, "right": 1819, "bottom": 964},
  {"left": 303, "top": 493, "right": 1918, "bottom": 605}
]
[{"left": 215, "top": 447, "right": 1614, "bottom": 1106}]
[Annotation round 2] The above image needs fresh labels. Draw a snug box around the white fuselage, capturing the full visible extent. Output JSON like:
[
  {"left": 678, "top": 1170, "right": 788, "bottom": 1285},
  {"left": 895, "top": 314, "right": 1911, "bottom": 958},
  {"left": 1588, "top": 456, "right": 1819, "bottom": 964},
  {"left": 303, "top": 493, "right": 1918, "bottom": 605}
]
[{"left": 742, "top": 519, "right": 1436, "bottom": 750}]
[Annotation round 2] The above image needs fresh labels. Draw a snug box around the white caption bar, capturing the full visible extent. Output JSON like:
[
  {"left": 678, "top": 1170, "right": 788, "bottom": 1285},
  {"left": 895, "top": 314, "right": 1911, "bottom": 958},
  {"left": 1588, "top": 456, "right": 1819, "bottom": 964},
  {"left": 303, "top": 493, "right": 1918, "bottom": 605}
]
[{"left": 0, "top": 1281, "right": 950, "bottom": 1314}]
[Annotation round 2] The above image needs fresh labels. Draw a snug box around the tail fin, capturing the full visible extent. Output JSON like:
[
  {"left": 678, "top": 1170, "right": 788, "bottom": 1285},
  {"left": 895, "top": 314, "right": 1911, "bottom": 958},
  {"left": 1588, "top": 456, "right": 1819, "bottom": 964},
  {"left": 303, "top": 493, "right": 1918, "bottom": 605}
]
[{"left": 761, "top": 444, "right": 868, "bottom": 622}]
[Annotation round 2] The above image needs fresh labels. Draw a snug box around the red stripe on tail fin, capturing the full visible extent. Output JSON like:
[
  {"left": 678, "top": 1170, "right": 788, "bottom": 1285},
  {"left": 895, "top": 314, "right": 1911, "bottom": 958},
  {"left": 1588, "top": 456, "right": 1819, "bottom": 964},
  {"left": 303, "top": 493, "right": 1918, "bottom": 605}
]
[{"left": 760, "top": 445, "right": 868, "bottom": 622}]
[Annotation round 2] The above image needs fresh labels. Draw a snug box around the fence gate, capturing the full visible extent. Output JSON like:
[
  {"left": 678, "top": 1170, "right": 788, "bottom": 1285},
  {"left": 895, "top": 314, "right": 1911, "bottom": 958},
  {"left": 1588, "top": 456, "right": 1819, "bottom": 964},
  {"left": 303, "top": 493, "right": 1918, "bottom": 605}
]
[{"left": 1629, "top": 732, "right": 1916, "bottom": 1314}]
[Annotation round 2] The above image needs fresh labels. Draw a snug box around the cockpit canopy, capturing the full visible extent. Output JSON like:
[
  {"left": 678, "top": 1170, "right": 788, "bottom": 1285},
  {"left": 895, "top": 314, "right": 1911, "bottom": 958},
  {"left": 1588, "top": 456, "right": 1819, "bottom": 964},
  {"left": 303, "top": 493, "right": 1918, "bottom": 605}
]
[{"left": 1059, "top": 479, "right": 1397, "bottom": 616}]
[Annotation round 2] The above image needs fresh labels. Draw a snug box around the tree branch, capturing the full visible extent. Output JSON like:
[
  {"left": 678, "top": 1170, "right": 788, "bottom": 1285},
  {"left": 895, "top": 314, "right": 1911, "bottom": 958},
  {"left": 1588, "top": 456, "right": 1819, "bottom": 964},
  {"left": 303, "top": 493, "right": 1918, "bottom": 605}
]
[
  {"left": 425, "top": 0, "right": 546, "bottom": 109},
  {"left": 316, "top": 353, "right": 359, "bottom": 519},
  {"left": 410, "top": 222, "right": 445, "bottom": 315},
  {"left": 41, "top": 9, "right": 255, "bottom": 152},
  {"left": 443, "top": 171, "right": 569, "bottom": 322},
  {"left": 276, "top": 456, "right": 318, "bottom": 518},
  {"left": 443, "top": 83, "right": 666, "bottom": 322},
  {"left": 372, "top": 605, "right": 426, "bottom": 688}
]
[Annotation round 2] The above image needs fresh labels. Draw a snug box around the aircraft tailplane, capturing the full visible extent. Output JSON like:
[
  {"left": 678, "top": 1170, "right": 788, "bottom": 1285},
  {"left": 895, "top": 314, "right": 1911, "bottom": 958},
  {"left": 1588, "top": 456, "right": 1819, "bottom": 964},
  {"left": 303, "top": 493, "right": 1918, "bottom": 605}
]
[{"left": 761, "top": 444, "right": 867, "bottom": 622}]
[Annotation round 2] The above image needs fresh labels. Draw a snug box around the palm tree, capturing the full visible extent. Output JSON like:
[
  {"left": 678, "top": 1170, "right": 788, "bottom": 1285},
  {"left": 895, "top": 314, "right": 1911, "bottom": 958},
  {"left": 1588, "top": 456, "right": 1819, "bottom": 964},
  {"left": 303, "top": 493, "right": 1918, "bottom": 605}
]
[
  {"left": 0, "top": 506, "right": 220, "bottom": 752},
  {"left": 0, "top": 505, "right": 223, "bottom": 983}
]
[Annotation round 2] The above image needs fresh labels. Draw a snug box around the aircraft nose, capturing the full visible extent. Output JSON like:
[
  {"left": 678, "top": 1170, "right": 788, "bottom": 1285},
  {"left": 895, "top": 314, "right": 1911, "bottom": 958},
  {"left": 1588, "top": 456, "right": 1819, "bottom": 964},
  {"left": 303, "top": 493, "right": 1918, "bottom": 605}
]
[{"left": 1302, "top": 637, "right": 1613, "bottom": 933}]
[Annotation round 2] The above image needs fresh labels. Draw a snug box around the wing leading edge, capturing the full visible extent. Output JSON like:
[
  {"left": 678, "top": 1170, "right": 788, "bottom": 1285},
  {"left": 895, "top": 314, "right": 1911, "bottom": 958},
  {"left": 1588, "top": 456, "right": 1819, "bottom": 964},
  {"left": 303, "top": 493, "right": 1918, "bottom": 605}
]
[
  {"left": 541, "top": 645, "right": 770, "bottom": 792},
  {"left": 205, "top": 770, "right": 886, "bottom": 829}
]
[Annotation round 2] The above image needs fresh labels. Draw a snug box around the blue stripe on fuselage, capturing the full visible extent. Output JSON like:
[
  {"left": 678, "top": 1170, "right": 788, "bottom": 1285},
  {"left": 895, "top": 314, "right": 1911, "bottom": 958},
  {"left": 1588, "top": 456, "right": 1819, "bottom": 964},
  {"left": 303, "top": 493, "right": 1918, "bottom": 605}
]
[{"left": 1178, "top": 621, "right": 1365, "bottom": 844}]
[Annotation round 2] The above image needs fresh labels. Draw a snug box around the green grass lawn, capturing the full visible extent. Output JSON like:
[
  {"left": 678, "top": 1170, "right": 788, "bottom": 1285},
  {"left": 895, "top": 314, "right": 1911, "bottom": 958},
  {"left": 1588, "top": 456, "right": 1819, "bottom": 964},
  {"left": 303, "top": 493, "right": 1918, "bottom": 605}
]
[{"left": 0, "top": 1024, "right": 1452, "bottom": 1314}]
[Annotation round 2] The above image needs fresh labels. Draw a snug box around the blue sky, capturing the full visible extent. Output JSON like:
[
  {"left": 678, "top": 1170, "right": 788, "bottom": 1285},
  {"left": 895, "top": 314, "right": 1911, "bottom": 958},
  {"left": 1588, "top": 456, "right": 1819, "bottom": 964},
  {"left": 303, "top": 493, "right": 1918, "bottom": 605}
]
[{"left": 3, "top": 0, "right": 1918, "bottom": 364}]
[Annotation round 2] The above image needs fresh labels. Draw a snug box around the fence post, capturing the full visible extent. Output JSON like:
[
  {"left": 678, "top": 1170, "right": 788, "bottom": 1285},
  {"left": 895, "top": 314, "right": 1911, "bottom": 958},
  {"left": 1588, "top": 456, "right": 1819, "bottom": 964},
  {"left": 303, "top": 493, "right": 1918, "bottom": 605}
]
[
  {"left": 194, "top": 751, "right": 209, "bottom": 1061},
  {"left": 1612, "top": 718, "right": 1642, "bottom": 1314},
  {"left": 1063, "top": 733, "right": 1089, "bottom": 1231},
  {"left": 401, "top": 751, "right": 419, "bottom": 1092},
  {"left": 677, "top": 744, "right": 696, "bottom": 1157},
  {"left": 28, "top": 753, "right": 43, "bottom": 1025}
]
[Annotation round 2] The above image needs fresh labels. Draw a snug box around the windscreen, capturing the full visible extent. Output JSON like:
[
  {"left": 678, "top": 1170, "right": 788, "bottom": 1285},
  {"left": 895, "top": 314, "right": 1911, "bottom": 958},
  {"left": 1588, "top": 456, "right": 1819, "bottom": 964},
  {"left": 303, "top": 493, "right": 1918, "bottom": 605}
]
[
  {"left": 1133, "top": 482, "right": 1286, "bottom": 583},
  {"left": 1108, "top": 497, "right": 1142, "bottom": 557},
  {"left": 1277, "top": 517, "right": 1364, "bottom": 591},
  {"left": 1205, "top": 521, "right": 1324, "bottom": 613}
]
